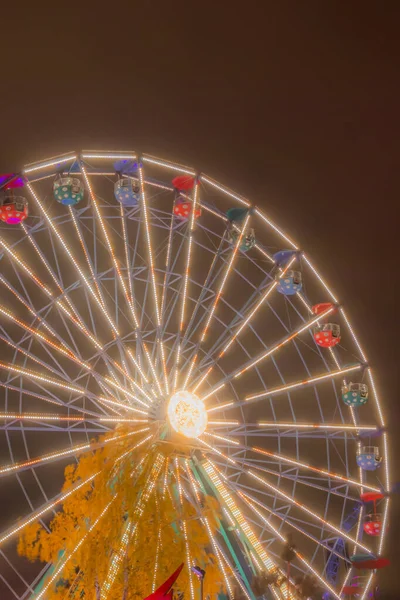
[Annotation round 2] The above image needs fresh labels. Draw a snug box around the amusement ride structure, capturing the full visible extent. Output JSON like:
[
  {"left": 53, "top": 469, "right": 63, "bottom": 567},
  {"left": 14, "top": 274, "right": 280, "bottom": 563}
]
[{"left": 0, "top": 151, "right": 391, "bottom": 599}]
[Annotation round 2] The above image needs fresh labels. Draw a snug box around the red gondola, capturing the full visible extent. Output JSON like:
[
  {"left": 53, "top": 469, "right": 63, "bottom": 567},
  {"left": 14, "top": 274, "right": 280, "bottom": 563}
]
[
  {"left": 173, "top": 198, "right": 201, "bottom": 220},
  {"left": 313, "top": 323, "right": 341, "bottom": 348}
]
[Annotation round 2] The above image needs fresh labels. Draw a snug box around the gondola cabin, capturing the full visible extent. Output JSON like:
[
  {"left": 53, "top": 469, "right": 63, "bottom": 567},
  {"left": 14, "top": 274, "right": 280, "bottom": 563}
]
[
  {"left": 313, "top": 323, "right": 341, "bottom": 347},
  {"left": 54, "top": 177, "right": 84, "bottom": 206},
  {"left": 0, "top": 195, "right": 28, "bottom": 224},
  {"left": 173, "top": 197, "right": 201, "bottom": 220},
  {"left": 276, "top": 270, "right": 302, "bottom": 295},
  {"left": 363, "top": 513, "right": 382, "bottom": 536},
  {"left": 356, "top": 446, "right": 382, "bottom": 471},
  {"left": 115, "top": 178, "right": 140, "bottom": 206},
  {"left": 342, "top": 383, "right": 369, "bottom": 407},
  {"left": 228, "top": 227, "right": 256, "bottom": 252}
]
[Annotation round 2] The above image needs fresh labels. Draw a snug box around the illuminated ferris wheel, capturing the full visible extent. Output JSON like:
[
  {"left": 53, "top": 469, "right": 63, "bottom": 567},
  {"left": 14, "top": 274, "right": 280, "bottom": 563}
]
[{"left": 0, "top": 151, "right": 391, "bottom": 600}]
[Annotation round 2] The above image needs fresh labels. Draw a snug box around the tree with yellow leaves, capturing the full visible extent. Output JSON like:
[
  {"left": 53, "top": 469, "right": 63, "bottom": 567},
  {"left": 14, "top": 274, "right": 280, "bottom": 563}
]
[{"left": 18, "top": 426, "right": 227, "bottom": 600}]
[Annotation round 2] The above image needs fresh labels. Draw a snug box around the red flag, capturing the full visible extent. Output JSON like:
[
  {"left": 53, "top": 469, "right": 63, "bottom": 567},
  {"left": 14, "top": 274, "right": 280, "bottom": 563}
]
[{"left": 143, "top": 563, "right": 184, "bottom": 600}]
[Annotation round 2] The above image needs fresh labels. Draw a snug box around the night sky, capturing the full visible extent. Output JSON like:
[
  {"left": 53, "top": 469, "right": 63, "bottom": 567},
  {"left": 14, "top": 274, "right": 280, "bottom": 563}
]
[{"left": 1, "top": 2, "right": 399, "bottom": 597}]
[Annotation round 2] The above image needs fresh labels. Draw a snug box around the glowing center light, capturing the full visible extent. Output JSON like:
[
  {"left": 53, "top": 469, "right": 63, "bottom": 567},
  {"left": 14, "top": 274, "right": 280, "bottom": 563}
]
[{"left": 167, "top": 390, "right": 208, "bottom": 438}]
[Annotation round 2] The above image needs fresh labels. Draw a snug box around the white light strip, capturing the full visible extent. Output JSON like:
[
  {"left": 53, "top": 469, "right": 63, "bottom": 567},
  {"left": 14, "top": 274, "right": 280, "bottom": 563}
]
[
  {"left": 255, "top": 208, "right": 298, "bottom": 249},
  {"left": 248, "top": 470, "right": 372, "bottom": 552},
  {"left": 194, "top": 256, "right": 296, "bottom": 394},
  {"left": 0, "top": 413, "right": 148, "bottom": 423},
  {"left": 82, "top": 153, "right": 136, "bottom": 159},
  {"left": 27, "top": 182, "right": 119, "bottom": 336},
  {"left": 201, "top": 383, "right": 226, "bottom": 401},
  {"left": 0, "top": 238, "right": 53, "bottom": 297},
  {"left": 34, "top": 497, "right": 115, "bottom": 600},
  {"left": 104, "top": 376, "right": 151, "bottom": 406},
  {"left": 234, "top": 305, "right": 335, "bottom": 379},
  {"left": 69, "top": 206, "right": 106, "bottom": 307},
  {"left": 98, "top": 396, "right": 147, "bottom": 415},
  {"left": 24, "top": 155, "right": 76, "bottom": 174},
  {"left": 203, "top": 460, "right": 284, "bottom": 592},
  {"left": 184, "top": 214, "right": 251, "bottom": 390},
  {"left": 248, "top": 445, "right": 380, "bottom": 492},
  {"left": 246, "top": 364, "right": 362, "bottom": 402},
  {"left": 302, "top": 254, "right": 338, "bottom": 302},
  {"left": 127, "top": 349, "right": 149, "bottom": 384},
  {"left": 143, "top": 156, "right": 196, "bottom": 175},
  {"left": 204, "top": 432, "right": 239, "bottom": 445},
  {"left": 138, "top": 165, "right": 161, "bottom": 326},
  {"left": 19, "top": 225, "right": 103, "bottom": 350},
  {"left": 208, "top": 420, "right": 239, "bottom": 426},
  {"left": 203, "top": 516, "right": 234, "bottom": 595},
  {"left": 80, "top": 166, "right": 136, "bottom": 332},
  {"left": 239, "top": 492, "right": 341, "bottom": 600},
  {"left": 0, "top": 473, "right": 98, "bottom": 545},
  {"left": 200, "top": 175, "right": 250, "bottom": 207},
  {"left": 0, "top": 362, "right": 84, "bottom": 395},
  {"left": 207, "top": 401, "right": 234, "bottom": 413},
  {"left": 257, "top": 421, "right": 376, "bottom": 431},
  {"left": 202, "top": 214, "right": 250, "bottom": 342},
  {"left": 0, "top": 305, "right": 91, "bottom": 371}
]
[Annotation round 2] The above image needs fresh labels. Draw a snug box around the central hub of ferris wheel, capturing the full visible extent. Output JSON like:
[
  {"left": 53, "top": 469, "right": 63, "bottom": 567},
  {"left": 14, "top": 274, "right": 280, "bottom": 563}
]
[{"left": 167, "top": 390, "right": 208, "bottom": 438}]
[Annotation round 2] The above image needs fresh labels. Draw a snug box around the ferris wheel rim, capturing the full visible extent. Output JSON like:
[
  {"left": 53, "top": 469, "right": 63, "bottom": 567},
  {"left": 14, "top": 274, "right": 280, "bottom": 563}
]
[{"left": 0, "top": 150, "right": 390, "bottom": 600}]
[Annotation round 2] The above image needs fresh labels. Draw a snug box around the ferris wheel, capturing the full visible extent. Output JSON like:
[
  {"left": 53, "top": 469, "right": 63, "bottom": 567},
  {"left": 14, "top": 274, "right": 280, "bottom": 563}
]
[{"left": 0, "top": 151, "right": 391, "bottom": 600}]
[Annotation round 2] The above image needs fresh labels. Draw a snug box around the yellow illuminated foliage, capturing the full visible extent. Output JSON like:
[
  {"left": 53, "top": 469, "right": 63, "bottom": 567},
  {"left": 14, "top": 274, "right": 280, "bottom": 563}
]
[{"left": 18, "top": 428, "right": 226, "bottom": 600}]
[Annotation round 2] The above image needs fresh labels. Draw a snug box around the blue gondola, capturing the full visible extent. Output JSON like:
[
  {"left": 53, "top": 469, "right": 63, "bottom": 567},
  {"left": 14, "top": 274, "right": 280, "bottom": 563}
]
[
  {"left": 356, "top": 447, "right": 382, "bottom": 471},
  {"left": 53, "top": 177, "right": 84, "bottom": 206},
  {"left": 276, "top": 270, "right": 302, "bottom": 295},
  {"left": 114, "top": 177, "right": 140, "bottom": 206},
  {"left": 342, "top": 383, "right": 369, "bottom": 407}
]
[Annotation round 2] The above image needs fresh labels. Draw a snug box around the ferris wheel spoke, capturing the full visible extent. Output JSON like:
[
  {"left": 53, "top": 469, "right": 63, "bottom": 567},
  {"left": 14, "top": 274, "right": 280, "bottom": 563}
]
[
  {"left": 0, "top": 304, "right": 94, "bottom": 375},
  {"left": 253, "top": 421, "right": 376, "bottom": 433},
  {"left": 200, "top": 303, "right": 337, "bottom": 401},
  {"left": 219, "top": 455, "right": 361, "bottom": 502},
  {"left": 182, "top": 213, "right": 252, "bottom": 390},
  {"left": 34, "top": 496, "right": 116, "bottom": 600},
  {"left": 0, "top": 413, "right": 147, "bottom": 427},
  {"left": 173, "top": 237, "right": 227, "bottom": 380},
  {"left": 0, "top": 359, "right": 121, "bottom": 418},
  {"left": 183, "top": 460, "right": 247, "bottom": 597},
  {"left": 158, "top": 202, "right": 177, "bottom": 395},
  {"left": 0, "top": 234, "right": 53, "bottom": 298},
  {"left": 193, "top": 255, "right": 298, "bottom": 394},
  {"left": 26, "top": 182, "right": 119, "bottom": 338},
  {"left": 103, "top": 375, "right": 151, "bottom": 409},
  {"left": 236, "top": 485, "right": 351, "bottom": 564},
  {"left": 0, "top": 472, "right": 98, "bottom": 547},
  {"left": 0, "top": 380, "right": 112, "bottom": 422},
  {"left": 68, "top": 205, "right": 108, "bottom": 310},
  {"left": 0, "top": 329, "right": 71, "bottom": 382},
  {"left": 136, "top": 164, "right": 166, "bottom": 396},
  {"left": 206, "top": 456, "right": 372, "bottom": 553},
  {"left": 237, "top": 489, "right": 342, "bottom": 600},
  {"left": 205, "top": 433, "right": 380, "bottom": 492},
  {"left": 205, "top": 361, "right": 362, "bottom": 413},
  {"left": 0, "top": 425, "right": 151, "bottom": 479},
  {"left": 0, "top": 549, "right": 38, "bottom": 599},
  {"left": 19, "top": 222, "right": 106, "bottom": 351},
  {"left": 201, "top": 459, "right": 293, "bottom": 598},
  {"left": 80, "top": 165, "right": 140, "bottom": 329},
  {"left": 172, "top": 180, "right": 200, "bottom": 393},
  {"left": 180, "top": 234, "right": 226, "bottom": 349}
]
